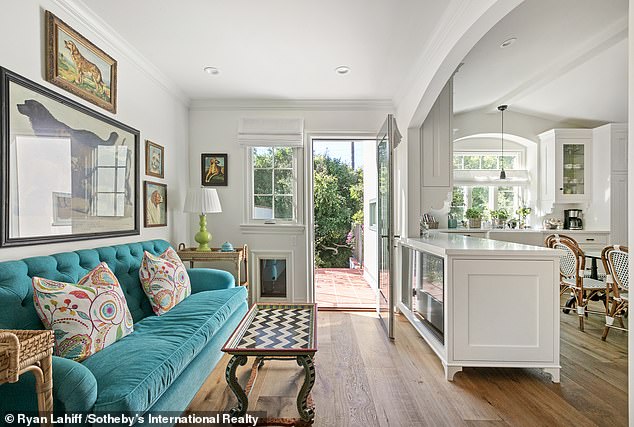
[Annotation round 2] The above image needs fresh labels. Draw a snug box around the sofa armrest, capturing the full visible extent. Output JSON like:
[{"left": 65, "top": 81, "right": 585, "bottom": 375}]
[
  {"left": 0, "top": 356, "right": 97, "bottom": 414},
  {"left": 188, "top": 268, "right": 236, "bottom": 293}
]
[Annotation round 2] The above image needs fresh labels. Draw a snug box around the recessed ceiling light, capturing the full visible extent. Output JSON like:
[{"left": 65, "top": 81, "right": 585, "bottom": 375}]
[
  {"left": 203, "top": 66, "right": 220, "bottom": 75},
  {"left": 500, "top": 37, "right": 517, "bottom": 48},
  {"left": 335, "top": 66, "right": 350, "bottom": 75}
]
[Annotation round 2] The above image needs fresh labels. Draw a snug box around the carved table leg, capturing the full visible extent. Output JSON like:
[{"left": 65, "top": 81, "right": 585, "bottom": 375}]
[
  {"left": 296, "top": 355, "right": 316, "bottom": 422},
  {"left": 225, "top": 355, "right": 248, "bottom": 417}
]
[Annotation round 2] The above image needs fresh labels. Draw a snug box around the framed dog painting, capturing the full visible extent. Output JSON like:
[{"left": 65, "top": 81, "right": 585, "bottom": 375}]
[
  {"left": 145, "top": 140, "right": 164, "bottom": 179},
  {"left": 45, "top": 11, "right": 117, "bottom": 113},
  {"left": 201, "top": 153, "right": 228, "bottom": 186},
  {"left": 144, "top": 181, "right": 167, "bottom": 227},
  {"left": 0, "top": 67, "right": 139, "bottom": 247}
]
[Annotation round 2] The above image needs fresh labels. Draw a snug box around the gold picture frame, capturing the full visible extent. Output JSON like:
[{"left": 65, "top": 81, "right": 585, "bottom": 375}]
[
  {"left": 144, "top": 181, "right": 167, "bottom": 228},
  {"left": 45, "top": 10, "right": 117, "bottom": 113}
]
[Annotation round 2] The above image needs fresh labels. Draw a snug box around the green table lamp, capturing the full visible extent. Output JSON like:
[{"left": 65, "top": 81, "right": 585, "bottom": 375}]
[{"left": 183, "top": 187, "right": 222, "bottom": 251}]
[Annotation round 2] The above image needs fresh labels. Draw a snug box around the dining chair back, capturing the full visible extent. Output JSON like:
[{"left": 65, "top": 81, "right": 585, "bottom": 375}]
[
  {"left": 601, "top": 245, "right": 629, "bottom": 340},
  {"left": 545, "top": 234, "right": 604, "bottom": 331}
]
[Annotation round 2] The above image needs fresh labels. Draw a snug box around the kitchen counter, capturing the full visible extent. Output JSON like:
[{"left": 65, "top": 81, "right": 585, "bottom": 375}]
[
  {"left": 399, "top": 233, "right": 560, "bottom": 257},
  {"left": 397, "top": 232, "right": 561, "bottom": 383},
  {"left": 435, "top": 228, "right": 608, "bottom": 233}
]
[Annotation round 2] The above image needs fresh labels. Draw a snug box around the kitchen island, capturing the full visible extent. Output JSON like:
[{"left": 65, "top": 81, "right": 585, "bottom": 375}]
[{"left": 398, "top": 232, "right": 561, "bottom": 382}]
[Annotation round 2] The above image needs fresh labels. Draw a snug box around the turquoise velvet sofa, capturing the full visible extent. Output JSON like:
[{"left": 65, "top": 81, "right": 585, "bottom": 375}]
[{"left": 0, "top": 239, "right": 248, "bottom": 420}]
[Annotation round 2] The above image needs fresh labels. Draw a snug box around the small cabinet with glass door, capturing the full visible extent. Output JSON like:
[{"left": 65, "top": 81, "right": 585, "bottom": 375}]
[{"left": 538, "top": 129, "right": 592, "bottom": 204}]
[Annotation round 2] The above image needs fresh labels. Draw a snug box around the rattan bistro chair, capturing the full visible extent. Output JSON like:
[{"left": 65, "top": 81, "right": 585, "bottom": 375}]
[
  {"left": 601, "top": 245, "right": 629, "bottom": 341},
  {"left": 545, "top": 234, "right": 605, "bottom": 331}
]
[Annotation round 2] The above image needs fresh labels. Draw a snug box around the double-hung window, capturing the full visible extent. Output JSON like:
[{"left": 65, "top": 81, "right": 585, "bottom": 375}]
[{"left": 250, "top": 146, "right": 298, "bottom": 222}]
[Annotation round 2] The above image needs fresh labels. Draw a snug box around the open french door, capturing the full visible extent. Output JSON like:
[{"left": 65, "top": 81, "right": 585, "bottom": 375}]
[{"left": 376, "top": 114, "right": 400, "bottom": 338}]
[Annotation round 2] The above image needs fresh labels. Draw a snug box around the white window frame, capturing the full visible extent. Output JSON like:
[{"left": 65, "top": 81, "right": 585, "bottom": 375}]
[
  {"left": 453, "top": 150, "right": 524, "bottom": 170},
  {"left": 243, "top": 146, "right": 303, "bottom": 227},
  {"left": 456, "top": 185, "right": 522, "bottom": 215}
]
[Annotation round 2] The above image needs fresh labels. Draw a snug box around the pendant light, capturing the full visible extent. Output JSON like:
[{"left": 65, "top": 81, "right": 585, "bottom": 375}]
[{"left": 498, "top": 104, "right": 508, "bottom": 180}]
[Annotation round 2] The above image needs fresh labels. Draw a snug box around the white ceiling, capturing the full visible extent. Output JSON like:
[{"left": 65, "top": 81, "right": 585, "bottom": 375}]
[
  {"left": 453, "top": 0, "right": 628, "bottom": 124},
  {"left": 78, "top": 0, "right": 449, "bottom": 101}
]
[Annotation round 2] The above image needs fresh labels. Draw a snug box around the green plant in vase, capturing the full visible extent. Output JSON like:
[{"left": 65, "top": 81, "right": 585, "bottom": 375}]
[
  {"left": 516, "top": 206, "right": 532, "bottom": 229},
  {"left": 465, "top": 208, "right": 483, "bottom": 229},
  {"left": 490, "top": 209, "right": 510, "bottom": 228}
]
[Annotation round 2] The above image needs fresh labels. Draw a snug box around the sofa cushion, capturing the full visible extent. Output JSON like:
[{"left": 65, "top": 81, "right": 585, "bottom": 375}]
[
  {"left": 81, "top": 285, "right": 247, "bottom": 414},
  {"left": 139, "top": 248, "right": 191, "bottom": 315},
  {"left": 33, "top": 262, "right": 134, "bottom": 361}
]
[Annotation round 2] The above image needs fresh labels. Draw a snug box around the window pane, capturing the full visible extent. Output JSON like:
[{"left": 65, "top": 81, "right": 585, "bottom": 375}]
[
  {"left": 481, "top": 155, "right": 498, "bottom": 170},
  {"left": 463, "top": 155, "right": 481, "bottom": 169},
  {"left": 96, "top": 193, "right": 115, "bottom": 216},
  {"left": 497, "top": 186, "right": 515, "bottom": 213},
  {"left": 471, "top": 187, "right": 489, "bottom": 211},
  {"left": 500, "top": 155, "right": 517, "bottom": 170},
  {"left": 254, "top": 195, "right": 273, "bottom": 219},
  {"left": 274, "top": 169, "right": 293, "bottom": 194},
  {"left": 116, "top": 168, "right": 126, "bottom": 192},
  {"left": 253, "top": 147, "right": 273, "bottom": 168},
  {"left": 254, "top": 169, "right": 273, "bottom": 194},
  {"left": 450, "top": 186, "right": 466, "bottom": 221},
  {"left": 275, "top": 147, "right": 293, "bottom": 168},
  {"left": 453, "top": 155, "right": 463, "bottom": 170},
  {"left": 274, "top": 196, "right": 293, "bottom": 219},
  {"left": 116, "top": 147, "right": 128, "bottom": 166}
]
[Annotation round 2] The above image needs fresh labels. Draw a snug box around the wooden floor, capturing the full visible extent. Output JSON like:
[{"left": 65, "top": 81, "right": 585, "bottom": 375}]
[{"left": 187, "top": 304, "right": 628, "bottom": 426}]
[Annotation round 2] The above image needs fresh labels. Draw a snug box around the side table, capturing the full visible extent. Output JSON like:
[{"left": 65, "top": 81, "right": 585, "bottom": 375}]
[
  {"left": 177, "top": 244, "right": 249, "bottom": 288},
  {"left": 0, "top": 330, "right": 55, "bottom": 426}
]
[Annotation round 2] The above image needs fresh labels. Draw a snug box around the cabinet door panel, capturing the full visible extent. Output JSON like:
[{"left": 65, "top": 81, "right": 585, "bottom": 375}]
[{"left": 453, "top": 259, "right": 556, "bottom": 362}]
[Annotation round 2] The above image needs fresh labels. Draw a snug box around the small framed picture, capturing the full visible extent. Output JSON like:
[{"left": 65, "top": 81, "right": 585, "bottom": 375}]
[
  {"left": 201, "top": 153, "right": 228, "bottom": 186},
  {"left": 144, "top": 181, "right": 167, "bottom": 227},
  {"left": 145, "top": 140, "right": 164, "bottom": 178}
]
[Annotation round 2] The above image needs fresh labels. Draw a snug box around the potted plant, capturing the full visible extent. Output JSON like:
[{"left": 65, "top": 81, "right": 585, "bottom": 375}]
[
  {"left": 490, "top": 209, "right": 510, "bottom": 228},
  {"left": 465, "top": 208, "right": 482, "bottom": 229}
]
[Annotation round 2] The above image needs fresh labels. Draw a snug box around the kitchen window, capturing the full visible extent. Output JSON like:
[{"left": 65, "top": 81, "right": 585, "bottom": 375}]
[{"left": 451, "top": 151, "right": 526, "bottom": 220}]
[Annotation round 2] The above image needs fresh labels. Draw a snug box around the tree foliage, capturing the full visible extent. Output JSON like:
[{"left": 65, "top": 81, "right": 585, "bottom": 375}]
[{"left": 313, "top": 154, "right": 363, "bottom": 267}]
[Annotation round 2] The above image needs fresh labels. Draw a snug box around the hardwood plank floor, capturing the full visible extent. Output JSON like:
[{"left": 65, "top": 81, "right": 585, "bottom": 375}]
[{"left": 187, "top": 304, "right": 627, "bottom": 426}]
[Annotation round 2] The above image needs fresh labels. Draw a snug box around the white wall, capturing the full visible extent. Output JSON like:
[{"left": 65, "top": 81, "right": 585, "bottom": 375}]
[
  {"left": 363, "top": 141, "right": 378, "bottom": 289},
  {"left": 188, "top": 103, "right": 391, "bottom": 302},
  {"left": 0, "top": 1, "right": 189, "bottom": 261}
]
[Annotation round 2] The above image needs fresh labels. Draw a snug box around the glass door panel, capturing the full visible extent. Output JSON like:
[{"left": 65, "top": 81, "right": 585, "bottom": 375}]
[
  {"left": 562, "top": 144, "right": 585, "bottom": 196},
  {"left": 377, "top": 115, "right": 395, "bottom": 338}
]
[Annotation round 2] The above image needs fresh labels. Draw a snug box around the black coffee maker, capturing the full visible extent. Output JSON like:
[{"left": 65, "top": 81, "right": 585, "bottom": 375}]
[{"left": 564, "top": 209, "right": 583, "bottom": 230}]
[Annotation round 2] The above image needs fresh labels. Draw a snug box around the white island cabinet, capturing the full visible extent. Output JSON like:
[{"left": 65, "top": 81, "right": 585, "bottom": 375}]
[{"left": 398, "top": 232, "right": 561, "bottom": 382}]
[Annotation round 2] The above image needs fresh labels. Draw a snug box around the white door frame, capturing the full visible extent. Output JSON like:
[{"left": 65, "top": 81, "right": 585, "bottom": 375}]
[{"left": 304, "top": 132, "right": 377, "bottom": 304}]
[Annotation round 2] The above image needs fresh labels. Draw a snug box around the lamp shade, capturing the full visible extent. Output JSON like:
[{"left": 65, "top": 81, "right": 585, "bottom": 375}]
[{"left": 183, "top": 188, "right": 222, "bottom": 214}]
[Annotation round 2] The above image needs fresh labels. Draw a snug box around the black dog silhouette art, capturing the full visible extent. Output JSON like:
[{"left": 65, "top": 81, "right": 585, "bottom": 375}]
[{"left": 17, "top": 99, "right": 127, "bottom": 214}]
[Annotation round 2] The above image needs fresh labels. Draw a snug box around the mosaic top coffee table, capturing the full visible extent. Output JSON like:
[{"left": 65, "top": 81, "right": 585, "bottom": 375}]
[{"left": 222, "top": 303, "right": 317, "bottom": 423}]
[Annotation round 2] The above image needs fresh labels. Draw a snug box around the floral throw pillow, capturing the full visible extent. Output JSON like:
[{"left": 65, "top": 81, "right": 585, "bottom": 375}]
[
  {"left": 32, "top": 262, "right": 134, "bottom": 362},
  {"left": 139, "top": 247, "right": 191, "bottom": 315}
]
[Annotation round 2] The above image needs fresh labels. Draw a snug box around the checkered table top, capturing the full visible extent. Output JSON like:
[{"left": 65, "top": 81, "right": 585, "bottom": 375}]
[{"left": 223, "top": 304, "right": 317, "bottom": 355}]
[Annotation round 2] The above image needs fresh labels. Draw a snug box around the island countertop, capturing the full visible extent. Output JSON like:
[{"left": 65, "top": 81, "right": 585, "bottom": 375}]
[{"left": 398, "top": 232, "right": 562, "bottom": 257}]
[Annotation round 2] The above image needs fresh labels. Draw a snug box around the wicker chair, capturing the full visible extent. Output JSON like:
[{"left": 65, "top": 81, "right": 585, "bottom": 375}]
[
  {"left": 601, "top": 245, "right": 629, "bottom": 341},
  {"left": 545, "top": 234, "right": 605, "bottom": 331}
]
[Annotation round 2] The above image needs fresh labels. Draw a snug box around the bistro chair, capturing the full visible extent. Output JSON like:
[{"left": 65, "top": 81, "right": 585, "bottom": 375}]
[
  {"left": 545, "top": 234, "right": 605, "bottom": 331},
  {"left": 601, "top": 245, "right": 629, "bottom": 341}
]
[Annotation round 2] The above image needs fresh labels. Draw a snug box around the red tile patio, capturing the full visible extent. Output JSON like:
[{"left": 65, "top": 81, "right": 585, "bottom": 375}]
[{"left": 315, "top": 268, "right": 376, "bottom": 309}]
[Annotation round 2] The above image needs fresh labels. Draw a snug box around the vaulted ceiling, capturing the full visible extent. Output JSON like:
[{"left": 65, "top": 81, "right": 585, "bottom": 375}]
[{"left": 453, "top": 0, "right": 628, "bottom": 124}]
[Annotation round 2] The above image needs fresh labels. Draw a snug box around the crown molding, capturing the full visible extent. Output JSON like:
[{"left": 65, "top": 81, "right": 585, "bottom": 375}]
[
  {"left": 189, "top": 98, "right": 394, "bottom": 112},
  {"left": 53, "top": 0, "right": 189, "bottom": 106}
]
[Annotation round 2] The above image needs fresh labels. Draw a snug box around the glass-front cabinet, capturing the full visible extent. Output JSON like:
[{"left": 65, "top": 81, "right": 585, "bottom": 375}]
[
  {"left": 561, "top": 142, "right": 587, "bottom": 200},
  {"left": 401, "top": 246, "right": 445, "bottom": 343},
  {"left": 538, "top": 129, "right": 592, "bottom": 205}
]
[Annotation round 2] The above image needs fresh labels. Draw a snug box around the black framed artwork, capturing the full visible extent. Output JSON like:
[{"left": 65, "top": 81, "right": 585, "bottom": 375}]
[
  {"left": 201, "top": 153, "right": 227, "bottom": 186},
  {"left": 0, "top": 67, "right": 139, "bottom": 247}
]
